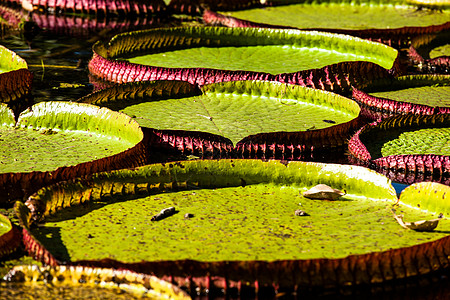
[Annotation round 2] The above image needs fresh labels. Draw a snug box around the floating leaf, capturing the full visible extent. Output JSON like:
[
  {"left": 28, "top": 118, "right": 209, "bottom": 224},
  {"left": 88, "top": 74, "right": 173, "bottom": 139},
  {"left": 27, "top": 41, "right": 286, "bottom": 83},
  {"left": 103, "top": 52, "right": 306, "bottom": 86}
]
[
  {"left": 348, "top": 114, "right": 450, "bottom": 184},
  {"left": 22, "top": 0, "right": 167, "bottom": 16},
  {"left": 204, "top": 1, "right": 450, "bottom": 47},
  {"left": 0, "top": 102, "right": 147, "bottom": 205},
  {"left": 212, "top": 1, "right": 450, "bottom": 30},
  {"left": 353, "top": 75, "right": 450, "bottom": 120},
  {"left": 13, "top": 160, "right": 450, "bottom": 287},
  {"left": 82, "top": 80, "right": 361, "bottom": 148},
  {"left": 0, "top": 45, "right": 32, "bottom": 115},
  {"left": 89, "top": 26, "right": 398, "bottom": 93},
  {"left": 398, "top": 181, "right": 450, "bottom": 216},
  {"left": 0, "top": 213, "right": 20, "bottom": 258}
]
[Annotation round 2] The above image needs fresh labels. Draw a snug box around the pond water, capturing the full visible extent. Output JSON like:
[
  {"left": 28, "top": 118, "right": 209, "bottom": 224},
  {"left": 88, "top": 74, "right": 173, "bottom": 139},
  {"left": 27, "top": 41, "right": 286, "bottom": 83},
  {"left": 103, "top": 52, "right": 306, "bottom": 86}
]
[{"left": 2, "top": 31, "right": 94, "bottom": 103}]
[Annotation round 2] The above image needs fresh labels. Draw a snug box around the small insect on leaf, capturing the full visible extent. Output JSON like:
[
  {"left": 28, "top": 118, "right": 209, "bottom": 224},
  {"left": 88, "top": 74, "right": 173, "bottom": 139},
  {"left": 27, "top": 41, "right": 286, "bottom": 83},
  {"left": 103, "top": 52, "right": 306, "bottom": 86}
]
[
  {"left": 302, "top": 184, "right": 346, "bottom": 200},
  {"left": 392, "top": 210, "right": 444, "bottom": 232},
  {"left": 151, "top": 207, "right": 176, "bottom": 221}
]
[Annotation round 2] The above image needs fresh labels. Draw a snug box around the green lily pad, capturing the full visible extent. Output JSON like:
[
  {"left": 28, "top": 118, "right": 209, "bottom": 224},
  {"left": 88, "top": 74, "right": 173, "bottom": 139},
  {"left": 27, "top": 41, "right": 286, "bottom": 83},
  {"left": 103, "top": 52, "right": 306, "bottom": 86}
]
[
  {"left": 88, "top": 26, "right": 398, "bottom": 90},
  {"left": 408, "top": 30, "right": 450, "bottom": 74},
  {"left": 348, "top": 114, "right": 450, "bottom": 184},
  {"left": 359, "top": 115, "right": 450, "bottom": 158},
  {"left": 430, "top": 44, "right": 450, "bottom": 58},
  {"left": 0, "top": 45, "right": 32, "bottom": 115},
  {"left": 353, "top": 75, "right": 450, "bottom": 120},
  {"left": 399, "top": 181, "right": 450, "bottom": 216},
  {"left": 0, "top": 213, "right": 20, "bottom": 258},
  {"left": 82, "top": 80, "right": 360, "bottom": 146},
  {"left": 368, "top": 75, "right": 450, "bottom": 107},
  {"left": 0, "top": 102, "right": 141, "bottom": 173},
  {"left": 1, "top": 265, "right": 190, "bottom": 300},
  {"left": 216, "top": 1, "right": 450, "bottom": 31},
  {"left": 0, "top": 44, "right": 27, "bottom": 74},
  {"left": 0, "top": 102, "right": 147, "bottom": 205},
  {"left": 15, "top": 159, "right": 450, "bottom": 286},
  {"left": 121, "top": 27, "right": 397, "bottom": 73}
]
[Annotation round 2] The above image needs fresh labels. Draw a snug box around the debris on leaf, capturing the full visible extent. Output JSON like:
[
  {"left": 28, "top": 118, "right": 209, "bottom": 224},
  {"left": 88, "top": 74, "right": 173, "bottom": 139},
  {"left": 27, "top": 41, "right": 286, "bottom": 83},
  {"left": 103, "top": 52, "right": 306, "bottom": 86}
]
[
  {"left": 302, "top": 184, "right": 346, "bottom": 200},
  {"left": 184, "top": 213, "right": 194, "bottom": 220},
  {"left": 392, "top": 210, "right": 444, "bottom": 232},
  {"left": 295, "top": 209, "right": 309, "bottom": 216},
  {"left": 151, "top": 207, "right": 176, "bottom": 221}
]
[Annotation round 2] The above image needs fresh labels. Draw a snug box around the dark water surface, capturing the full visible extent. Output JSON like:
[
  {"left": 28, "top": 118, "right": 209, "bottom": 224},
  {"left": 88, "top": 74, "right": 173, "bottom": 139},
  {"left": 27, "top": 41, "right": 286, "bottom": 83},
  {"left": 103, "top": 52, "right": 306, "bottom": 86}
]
[{"left": 2, "top": 31, "right": 94, "bottom": 103}]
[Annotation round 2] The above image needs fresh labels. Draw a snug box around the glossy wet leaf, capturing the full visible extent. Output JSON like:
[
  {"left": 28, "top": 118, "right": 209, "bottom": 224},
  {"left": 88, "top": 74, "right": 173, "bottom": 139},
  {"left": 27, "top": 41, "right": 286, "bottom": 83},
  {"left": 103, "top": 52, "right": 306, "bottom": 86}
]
[
  {"left": 17, "top": 160, "right": 450, "bottom": 287},
  {"left": 219, "top": 1, "right": 450, "bottom": 30},
  {"left": 398, "top": 182, "right": 450, "bottom": 216},
  {"left": 33, "top": 183, "right": 420, "bottom": 262},
  {"left": 0, "top": 102, "right": 143, "bottom": 173},
  {"left": 120, "top": 26, "right": 397, "bottom": 74},
  {"left": 21, "top": 159, "right": 445, "bottom": 263},
  {"left": 0, "top": 44, "right": 27, "bottom": 74},
  {"left": 115, "top": 80, "right": 360, "bottom": 145}
]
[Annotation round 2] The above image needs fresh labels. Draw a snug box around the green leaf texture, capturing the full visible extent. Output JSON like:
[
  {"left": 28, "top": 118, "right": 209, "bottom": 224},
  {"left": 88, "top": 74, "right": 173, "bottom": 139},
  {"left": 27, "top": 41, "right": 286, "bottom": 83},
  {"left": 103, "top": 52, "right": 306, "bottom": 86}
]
[
  {"left": 0, "top": 102, "right": 143, "bottom": 173},
  {"left": 0, "top": 44, "right": 27, "bottom": 74},
  {"left": 111, "top": 26, "right": 398, "bottom": 73},
  {"left": 24, "top": 159, "right": 448, "bottom": 264},
  {"left": 114, "top": 80, "right": 360, "bottom": 145},
  {"left": 221, "top": 1, "right": 450, "bottom": 30}
]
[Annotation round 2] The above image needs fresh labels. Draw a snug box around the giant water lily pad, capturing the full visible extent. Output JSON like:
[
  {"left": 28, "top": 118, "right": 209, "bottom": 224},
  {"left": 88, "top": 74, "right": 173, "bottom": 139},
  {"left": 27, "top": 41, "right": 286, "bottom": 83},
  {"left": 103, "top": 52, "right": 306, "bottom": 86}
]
[
  {"left": 212, "top": 0, "right": 450, "bottom": 30},
  {"left": 0, "top": 44, "right": 33, "bottom": 114},
  {"left": 348, "top": 113, "right": 450, "bottom": 184},
  {"left": 0, "top": 44, "right": 26, "bottom": 74},
  {"left": 203, "top": 0, "right": 450, "bottom": 47},
  {"left": 1, "top": 265, "right": 190, "bottom": 299},
  {"left": 0, "top": 102, "right": 147, "bottom": 205},
  {"left": 80, "top": 80, "right": 361, "bottom": 159},
  {"left": 0, "top": 213, "right": 20, "bottom": 258},
  {"left": 14, "top": 159, "right": 450, "bottom": 289},
  {"left": 353, "top": 75, "right": 450, "bottom": 120},
  {"left": 88, "top": 26, "right": 398, "bottom": 93},
  {"left": 409, "top": 30, "right": 450, "bottom": 74}
]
